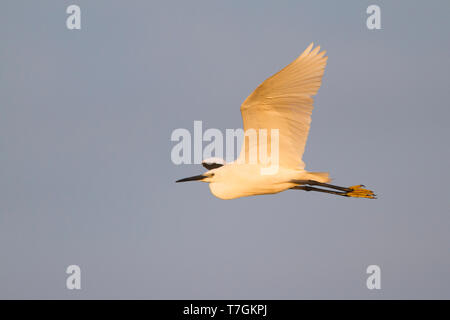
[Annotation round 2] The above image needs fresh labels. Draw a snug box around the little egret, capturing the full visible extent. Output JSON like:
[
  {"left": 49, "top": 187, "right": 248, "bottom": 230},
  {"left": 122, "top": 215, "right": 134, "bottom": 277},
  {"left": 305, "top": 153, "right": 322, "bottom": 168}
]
[{"left": 177, "top": 43, "right": 376, "bottom": 200}]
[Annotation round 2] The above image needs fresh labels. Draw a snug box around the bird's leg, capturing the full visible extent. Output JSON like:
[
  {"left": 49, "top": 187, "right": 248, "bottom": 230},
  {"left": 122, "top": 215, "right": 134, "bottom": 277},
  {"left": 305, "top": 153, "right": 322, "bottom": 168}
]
[
  {"left": 292, "top": 180, "right": 351, "bottom": 192},
  {"left": 291, "top": 185, "right": 348, "bottom": 196},
  {"left": 291, "top": 180, "right": 376, "bottom": 199}
]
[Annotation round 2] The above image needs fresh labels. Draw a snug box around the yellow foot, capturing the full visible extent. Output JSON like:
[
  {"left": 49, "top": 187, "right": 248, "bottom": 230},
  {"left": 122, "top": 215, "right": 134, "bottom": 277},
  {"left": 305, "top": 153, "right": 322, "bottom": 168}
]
[{"left": 345, "top": 185, "right": 377, "bottom": 199}]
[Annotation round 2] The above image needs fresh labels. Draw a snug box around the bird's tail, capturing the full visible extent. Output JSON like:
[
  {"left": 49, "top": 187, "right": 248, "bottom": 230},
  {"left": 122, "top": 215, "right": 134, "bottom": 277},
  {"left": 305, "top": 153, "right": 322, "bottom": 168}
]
[{"left": 307, "top": 172, "right": 331, "bottom": 183}]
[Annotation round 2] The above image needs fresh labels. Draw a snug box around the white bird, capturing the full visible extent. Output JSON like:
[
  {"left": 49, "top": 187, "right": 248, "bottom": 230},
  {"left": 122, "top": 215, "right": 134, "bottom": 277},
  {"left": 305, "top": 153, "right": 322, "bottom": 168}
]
[{"left": 177, "top": 43, "right": 376, "bottom": 200}]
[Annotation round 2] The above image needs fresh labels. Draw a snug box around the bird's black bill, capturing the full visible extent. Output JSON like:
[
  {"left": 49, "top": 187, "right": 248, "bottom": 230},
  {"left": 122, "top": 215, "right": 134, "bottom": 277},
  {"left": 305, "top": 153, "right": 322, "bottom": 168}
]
[{"left": 176, "top": 174, "right": 206, "bottom": 183}]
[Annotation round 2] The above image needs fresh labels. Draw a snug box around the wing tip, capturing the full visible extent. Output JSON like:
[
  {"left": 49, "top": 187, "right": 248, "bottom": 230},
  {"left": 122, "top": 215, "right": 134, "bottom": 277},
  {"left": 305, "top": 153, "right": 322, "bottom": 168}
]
[
  {"left": 298, "top": 42, "right": 327, "bottom": 60},
  {"left": 304, "top": 42, "right": 314, "bottom": 56}
]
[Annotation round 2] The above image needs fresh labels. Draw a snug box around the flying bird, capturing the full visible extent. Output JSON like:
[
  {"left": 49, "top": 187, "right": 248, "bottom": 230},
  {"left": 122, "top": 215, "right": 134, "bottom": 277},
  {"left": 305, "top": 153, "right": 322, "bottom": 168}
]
[{"left": 177, "top": 43, "right": 376, "bottom": 200}]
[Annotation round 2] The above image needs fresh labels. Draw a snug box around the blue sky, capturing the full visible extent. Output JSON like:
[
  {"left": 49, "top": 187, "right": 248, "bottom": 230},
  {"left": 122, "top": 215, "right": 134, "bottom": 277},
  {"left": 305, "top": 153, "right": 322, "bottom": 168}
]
[{"left": 1, "top": 0, "right": 449, "bottom": 298}]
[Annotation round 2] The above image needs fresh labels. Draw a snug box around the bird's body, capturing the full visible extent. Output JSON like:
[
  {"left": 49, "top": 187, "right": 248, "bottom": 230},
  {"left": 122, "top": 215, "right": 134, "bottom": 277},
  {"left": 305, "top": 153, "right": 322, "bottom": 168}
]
[
  {"left": 177, "top": 43, "right": 376, "bottom": 200},
  {"left": 207, "top": 164, "right": 330, "bottom": 200}
]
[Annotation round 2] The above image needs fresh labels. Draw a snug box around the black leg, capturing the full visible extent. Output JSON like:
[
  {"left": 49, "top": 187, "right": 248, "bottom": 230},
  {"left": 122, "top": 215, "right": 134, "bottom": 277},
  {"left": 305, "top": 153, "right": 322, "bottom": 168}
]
[
  {"left": 291, "top": 179, "right": 352, "bottom": 192},
  {"left": 291, "top": 185, "right": 349, "bottom": 196},
  {"left": 291, "top": 181, "right": 377, "bottom": 199}
]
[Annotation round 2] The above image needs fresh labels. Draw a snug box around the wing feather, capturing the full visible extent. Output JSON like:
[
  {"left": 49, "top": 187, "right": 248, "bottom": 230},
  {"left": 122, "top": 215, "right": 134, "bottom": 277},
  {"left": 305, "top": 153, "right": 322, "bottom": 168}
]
[{"left": 238, "top": 43, "right": 327, "bottom": 169}]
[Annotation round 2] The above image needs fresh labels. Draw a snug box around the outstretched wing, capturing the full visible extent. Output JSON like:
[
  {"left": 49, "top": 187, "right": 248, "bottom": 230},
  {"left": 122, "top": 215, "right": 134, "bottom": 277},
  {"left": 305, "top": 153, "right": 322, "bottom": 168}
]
[{"left": 238, "top": 43, "right": 327, "bottom": 169}]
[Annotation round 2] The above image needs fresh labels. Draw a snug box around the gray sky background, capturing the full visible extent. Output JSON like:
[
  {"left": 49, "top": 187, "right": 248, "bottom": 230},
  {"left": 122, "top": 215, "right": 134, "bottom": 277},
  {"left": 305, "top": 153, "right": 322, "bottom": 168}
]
[{"left": 1, "top": 0, "right": 449, "bottom": 299}]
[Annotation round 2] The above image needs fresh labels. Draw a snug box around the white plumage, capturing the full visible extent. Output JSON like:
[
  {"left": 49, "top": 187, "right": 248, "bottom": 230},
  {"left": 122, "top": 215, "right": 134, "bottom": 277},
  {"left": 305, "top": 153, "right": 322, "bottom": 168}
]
[{"left": 177, "top": 43, "right": 375, "bottom": 200}]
